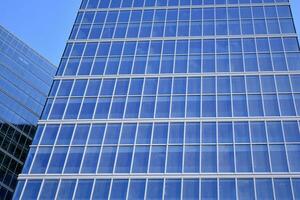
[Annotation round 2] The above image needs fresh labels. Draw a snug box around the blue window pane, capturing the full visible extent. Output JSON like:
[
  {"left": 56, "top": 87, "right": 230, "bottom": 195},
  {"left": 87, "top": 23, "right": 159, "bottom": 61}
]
[
  {"left": 144, "top": 78, "right": 158, "bottom": 95},
  {"left": 173, "top": 78, "right": 186, "bottom": 94},
  {"left": 40, "top": 125, "right": 59, "bottom": 145},
  {"left": 274, "top": 179, "right": 293, "bottom": 200},
  {"left": 256, "top": 179, "right": 274, "bottom": 200},
  {"left": 140, "top": 96, "right": 155, "bottom": 118},
  {"left": 146, "top": 179, "right": 163, "bottom": 199},
  {"left": 120, "top": 124, "right": 137, "bottom": 144},
  {"left": 218, "top": 122, "right": 233, "bottom": 143},
  {"left": 98, "top": 147, "right": 117, "bottom": 173},
  {"left": 86, "top": 79, "right": 101, "bottom": 96},
  {"left": 158, "top": 78, "right": 172, "bottom": 94},
  {"left": 266, "top": 121, "right": 284, "bottom": 142},
  {"left": 13, "top": 181, "right": 25, "bottom": 200},
  {"left": 248, "top": 95, "right": 264, "bottom": 116},
  {"left": 279, "top": 94, "right": 296, "bottom": 116},
  {"left": 95, "top": 97, "right": 111, "bottom": 119},
  {"left": 184, "top": 146, "right": 200, "bottom": 172},
  {"left": 21, "top": 180, "right": 42, "bottom": 200},
  {"left": 218, "top": 95, "right": 232, "bottom": 117},
  {"left": 283, "top": 121, "right": 300, "bottom": 142},
  {"left": 128, "top": 179, "right": 146, "bottom": 199},
  {"left": 115, "top": 146, "right": 133, "bottom": 173},
  {"left": 202, "top": 95, "right": 216, "bottom": 117},
  {"left": 110, "top": 97, "right": 126, "bottom": 118},
  {"left": 47, "top": 147, "right": 68, "bottom": 173},
  {"left": 219, "top": 179, "right": 236, "bottom": 200},
  {"left": 110, "top": 180, "right": 128, "bottom": 199},
  {"left": 250, "top": 122, "right": 267, "bottom": 143},
  {"left": 263, "top": 95, "right": 280, "bottom": 116},
  {"left": 88, "top": 124, "right": 105, "bottom": 145},
  {"left": 132, "top": 146, "right": 149, "bottom": 173},
  {"left": 31, "top": 147, "right": 52, "bottom": 174},
  {"left": 236, "top": 145, "right": 252, "bottom": 172},
  {"left": 49, "top": 98, "right": 67, "bottom": 119},
  {"left": 79, "top": 98, "right": 96, "bottom": 119},
  {"left": 167, "top": 146, "right": 183, "bottom": 173},
  {"left": 234, "top": 122, "right": 250, "bottom": 143},
  {"left": 71, "top": 80, "right": 87, "bottom": 96},
  {"left": 136, "top": 123, "right": 152, "bottom": 144},
  {"left": 92, "top": 180, "right": 111, "bottom": 199},
  {"left": 72, "top": 124, "right": 90, "bottom": 145},
  {"left": 74, "top": 180, "right": 93, "bottom": 200},
  {"left": 293, "top": 179, "right": 300, "bottom": 199},
  {"left": 81, "top": 147, "right": 100, "bottom": 173},
  {"left": 201, "top": 145, "right": 217, "bottom": 172},
  {"left": 185, "top": 122, "right": 200, "bottom": 144},
  {"left": 149, "top": 146, "right": 166, "bottom": 173},
  {"left": 155, "top": 96, "right": 170, "bottom": 118},
  {"left": 287, "top": 144, "right": 300, "bottom": 172},
  {"left": 201, "top": 179, "right": 217, "bottom": 200},
  {"left": 183, "top": 179, "right": 199, "bottom": 200},
  {"left": 129, "top": 78, "right": 144, "bottom": 95},
  {"left": 115, "top": 79, "right": 129, "bottom": 95},
  {"left": 56, "top": 124, "right": 74, "bottom": 145},
  {"left": 125, "top": 96, "right": 141, "bottom": 118},
  {"left": 56, "top": 180, "right": 76, "bottom": 199},
  {"left": 253, "top": 145, "right": 270, "bottom": 172},
  {"left": 233, "top": 95, "right": 248, "bottom": 117},
  {"left": 64, "top": 147, "right": 84, "bottom": 173},
  {"left": 152, "top": 123, "right": 168, "bottom": 144},
  {"left": 164, "top": 179, "right": 181, "bottom": 200},
  {"left": 57, "top": 80, "right": 73, "bottom": 96},
  {"left": 187, "top": 95, "right": 201, "bottom": 117},
  {"left": 188, "top": 77, "right": 201, "bottom": 94},
  {"left": 104, "top": 124, "right": 121, "bottom": 144},
  {"left": 169, "top": 123, "right": 184, "bottom": 144},
  {"left": 237, "top": 179, "right": 255, "bottom": 200},
  {"left": 100, "top": 79, "right": 115, "bottom": 95},
  {"left": 270, "top": 145, "right": 288, "bottom": 172},
  {"left": 219, "top": 145, "right": 235, "bottom": 172},
  {"left": 202, "top": 122, "right": 216, "bottom": 143},
  {"left": 64, "top": 98, "right": 82, "bottom": 119}
]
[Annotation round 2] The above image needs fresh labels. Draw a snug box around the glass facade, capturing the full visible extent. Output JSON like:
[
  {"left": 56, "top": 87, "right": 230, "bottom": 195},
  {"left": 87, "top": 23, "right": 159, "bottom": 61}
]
[
  {"left": 15, "top": 0, "right": 300, "bottom": 199},
  {"left": 0, "top": 25, "right": 56, "bottom": 199}
]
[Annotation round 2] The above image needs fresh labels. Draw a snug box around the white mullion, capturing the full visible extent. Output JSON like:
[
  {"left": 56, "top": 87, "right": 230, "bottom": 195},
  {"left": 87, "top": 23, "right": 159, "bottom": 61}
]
[
  {"left": 112, "top": 10, "right": 121, "bottom": 39},
  {"left": 89, "top": 179, "right": 97, "bottom": 199},
  {"left": 112, "top": 122, "right": 125, "bottom": 174},
  {"left": 71, "top": 179, "right": 79, "bottom": 200},
  {"left": 147, "top": 123, "right": 155, "bottom": 174},
  {"left": 35, "top": 179, "right": 45, "bottom": 200},
  {"left": 61, "top": 124, "right": 77, "bottom": 174},
  {"left": 107, "top": 179, "right": 114, "bottom": 200}
]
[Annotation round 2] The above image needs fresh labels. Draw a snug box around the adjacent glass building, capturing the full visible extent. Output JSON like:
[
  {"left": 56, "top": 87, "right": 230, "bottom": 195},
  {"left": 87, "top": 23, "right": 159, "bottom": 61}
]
[
  {"left": 15, "top": 0, "right": 300, "bottom": 199},
  {"left": 0, "top": 25, "right": 56, "bottom": 199}
]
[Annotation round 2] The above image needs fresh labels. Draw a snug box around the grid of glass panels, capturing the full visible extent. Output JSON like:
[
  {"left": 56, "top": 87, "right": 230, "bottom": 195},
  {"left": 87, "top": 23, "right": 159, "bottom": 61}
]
[
  {"left": 14, "top": 178, "right": 300, "bottom": 200},
  {"left": 16, "top": 0, "right": 300, "bottom": 199}
]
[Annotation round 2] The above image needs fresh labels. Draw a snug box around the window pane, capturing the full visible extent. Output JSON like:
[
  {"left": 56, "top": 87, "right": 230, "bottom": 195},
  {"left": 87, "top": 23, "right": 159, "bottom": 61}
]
[
  {"left": 219, "top": 179, "right": 236, "bottom": 200},
  {"left": 92, "top": 180, "right": 111, "bottom": 199},
  {"left": 74, "top": 180, "right": 93, "bottom": 200},
  {"left": 164, "top": 179, "right": 181, "bottom": 200},
  {"left": 128, "top": 180, "right": 146, "bottom": 199},
  {"left": 110, "top": 180, "right": 128, "bottom": 199},
  {"left": 146, "top": 179, "right": 164, "bottom": 199}
]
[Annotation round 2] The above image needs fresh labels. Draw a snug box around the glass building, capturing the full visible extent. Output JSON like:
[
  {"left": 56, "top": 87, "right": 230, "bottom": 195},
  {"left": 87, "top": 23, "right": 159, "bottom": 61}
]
[
  {"left": 0, "top": 25, "right": 56, "bottom": 199},
  {"left": 14, "top": 0, "right": 300, "bottom": 199}
]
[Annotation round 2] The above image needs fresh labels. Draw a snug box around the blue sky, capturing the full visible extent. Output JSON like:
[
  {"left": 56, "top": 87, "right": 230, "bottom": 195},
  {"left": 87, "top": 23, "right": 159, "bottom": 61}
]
[{"left": 0, "top": 0, "right": 299, "bottom": 66}]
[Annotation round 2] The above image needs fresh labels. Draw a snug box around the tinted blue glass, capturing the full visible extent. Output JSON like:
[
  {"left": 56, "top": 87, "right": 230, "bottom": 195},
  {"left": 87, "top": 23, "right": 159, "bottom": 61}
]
[
  {"left": 164, "top": 179, "right": 181, "bottom": 199},
  {"left": 88, "top": 124, "right": 105, "bottom": 145},
  {"left": 149, "top": 146, "right": 166, "bottom": 173},
  {"left": 128, "top": 180, "right": 146, "bottom": 199},
  {"left": 92, "top": 180, "right": 111, "bottom": 199},
  {"left": 201, "top": 179, "right": 217, "bottom": 199},
  {"left": 237, "top": 179, "right": 255, "bottom": 200},
  {"left": 115, "top": 146, "right": 133, "bottom": 173},
  {"left": 183, "top": 179, "right": 199, "bottom": 199},
  {"left": 152, "top": 123, "right": 168, "bottom": 144},
  {"left": 287, "top": 144, "right": 300, "bottom": 172},
  {"left": 256, "top": 179, "right": 274, "bottom": 200},
  {"left": 236, "top": 145, "right": 252, "bottom": 172},
  {"left": 136, "top": 123, "right": 152, "bottom": 144},
  {"left": 184, "top": 146, "right": 200, "bottom": 172},
  {"left": 110, "top": 180, "right": 128, "bottom": 199},
  {"left": 219, "top": 145, "right": 235, "bottom": 172},
  {"left": 72, "top": 124, "right": 90, "bottom": 145},
  {"left": 185, "top": 122, "right": 200, "bottom": 144},
  {"left": 167, "top": 146, "right": 183, "bottom": 172},
  {"left": 74, "top": 180, "right": 93, "bottom": 200},
  {"left": 140, "top": 96, "right": 155, "bottom": 118},
  {"left": 56, "top": 180, "right": 76, "bottom": 199},
  {"left": 283, "top": 121, "right": 300, "bottom": 142},
  {"left": 31, "top": 147, "right": 52, "bottom": 174},
  {"left": 146, "top": 179, "right": 164, "bottom": 199},
  {"left": 201, "top": 145, "right": 217, "bottom": 172},
  {"left": 40, "top": 125, "right": 59, "bottom": 145},
  {"left": 202, "top": 122, "right": 216, "bottom": 143},
  {"left": 219, "top": 179, "right": 236, "bottom": 200},
  {"left": 274, "top": 179, "right": 293, "bottom": 200},
  {"left": 64, "top": 147, "right": 84, "bottom": 173},
  {"left": 81, "top": 147, "right": 100, "bottom": 173},
  {"left": 253, "top": 145, "right": 270, "bottom": 172},
  {"left": 98, "top": 147, "right": 117, "bottom": 173},
  {"left": 169, "top": 123, "right": 184, "bottom": 144},
  {"left": 47, "top": 147, "right": 68, "bottom": 173},
  {"left": 269, "top": 145, "right": 288, "bottom": 172},
  {"left": 56, "top": 124, "right": 74, "bottom": 145},
  {"left": 132, "top": 146, "right": 149, "bottom": 173},
  {"left": 21, "top": 180, "right": 42, "bottom": 200}
]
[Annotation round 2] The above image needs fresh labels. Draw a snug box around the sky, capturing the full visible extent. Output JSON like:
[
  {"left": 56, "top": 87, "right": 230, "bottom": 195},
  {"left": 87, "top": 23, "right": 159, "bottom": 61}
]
[{"left": 0, "top": 0, "right": 299, "bottom": 66}]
